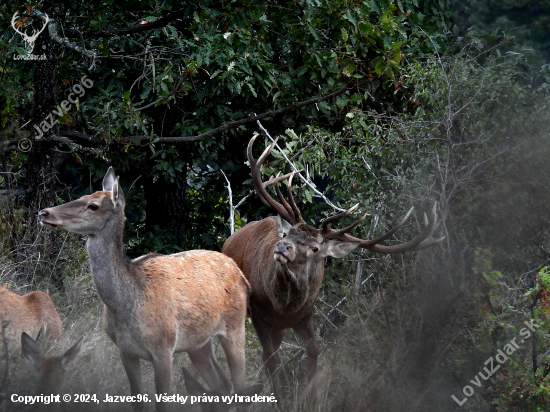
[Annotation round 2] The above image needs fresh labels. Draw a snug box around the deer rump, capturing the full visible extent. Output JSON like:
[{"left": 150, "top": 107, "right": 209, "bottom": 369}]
[{"left": 0, "top": 286, "right": 62, "bottom": 354}]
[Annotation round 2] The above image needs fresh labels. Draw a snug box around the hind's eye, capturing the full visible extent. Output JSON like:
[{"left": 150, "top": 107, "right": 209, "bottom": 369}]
[
  {"left": 88, "top": 204, "right": 99, "bottom": 211},
  {"left": 282, "top": 233, "right": 287, "bottom": 237},
  {"left": 311, "top": 247, "right": 319, "bottom": 253}
]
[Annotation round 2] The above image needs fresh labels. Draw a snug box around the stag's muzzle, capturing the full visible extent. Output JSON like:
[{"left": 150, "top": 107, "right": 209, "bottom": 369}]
[{"left": 274, "top": 241, "right": 294, "bottom": 264}]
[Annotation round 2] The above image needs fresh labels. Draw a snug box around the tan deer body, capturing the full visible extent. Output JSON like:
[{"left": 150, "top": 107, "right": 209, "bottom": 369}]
[
  {"left": 39, "top": 168, "right": 250, "bottom": 412},
  {"left": 98, "top": 250, "right": 248, "bottom": 360},
  {"left": 222, "top": 136, "right": 442, "bottom": 398},
  {"left": 0, "top": 286, "right": 62, "bottom": 354}
]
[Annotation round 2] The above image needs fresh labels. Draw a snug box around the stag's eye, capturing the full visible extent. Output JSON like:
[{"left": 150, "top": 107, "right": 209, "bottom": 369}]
[
  {"left": 282, "top": 233, "right": 287, "bottom": 238},
  {"left": 88, "top": 204, "right": 99, "bottom": 211},
  {"left": 311, "top": 247, "right": 319, "bottom": 253}
]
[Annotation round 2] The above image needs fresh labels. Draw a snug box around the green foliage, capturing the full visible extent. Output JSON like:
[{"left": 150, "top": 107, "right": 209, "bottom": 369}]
[
  {"left": 451, "top": 0, "right": 550, "bottom": 68},
  {"left": 267, "top": 33, "right": 550, "bottom": 410},
  {"left": 126, "top": 223, "right": 183, "bottom": 255},
  {"left": 0, "top": 0, "right": 448, "bottom": 256},
  {"left": 538, "top": 267, "right": 550, "bottom": 291},
  {"left": 390, "top": 35, "right": 550, "bottom": 411},
  {"left": 483, "top": 268, "right": 550, "bottom": 411}
]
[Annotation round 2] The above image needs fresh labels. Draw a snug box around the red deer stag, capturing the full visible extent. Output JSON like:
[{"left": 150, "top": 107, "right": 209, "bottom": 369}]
[
  {"left": 222, "top": 136, "right": 442, "bottom": 397},
  {"left": 21, "top": 332, "right": 82, "bottom": 410},
  {"left": 39, "top": 167, "right": 251, "bottom": 412},
  {"left": 0, "top": 285, "right": 62, "bottom": 355}
]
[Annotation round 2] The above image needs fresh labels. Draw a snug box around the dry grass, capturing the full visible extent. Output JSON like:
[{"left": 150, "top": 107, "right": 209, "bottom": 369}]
[{"left": 0, "top": 223, "right": 459, "bottom": 412}]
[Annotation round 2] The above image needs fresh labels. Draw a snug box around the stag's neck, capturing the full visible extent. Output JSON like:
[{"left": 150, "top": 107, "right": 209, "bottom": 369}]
[
  {"left": 85, "top": 216, "right": 139, "bottom": 312},
  {"left": 270, "top": 260, "right": 324, "bottom": 313}
]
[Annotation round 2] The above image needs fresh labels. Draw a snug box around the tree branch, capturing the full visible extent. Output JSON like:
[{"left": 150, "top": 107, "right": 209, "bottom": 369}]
[
  {"left": 221, "top": 170, "right": 251, "bottom": 234},
  {"left": 32, "top": 10, "right": 97, "bottom": 62},
  {"left": 50, "top": 84, "right": 352, "bottom": 146},
  {"left": 119, "top": 84, "right": 352, "bottom": 143},
  {"left": 255, "top": 120, "right": 348, "bottom": 212},
  {"left": 84, "top": 9, "right": 189, "bottom": 38},
  {"left": 134, "top": 81, "right": 182, "bottom": 112},
  {"left": 57, "top": 130, "right": 104, "bottom": 146}
]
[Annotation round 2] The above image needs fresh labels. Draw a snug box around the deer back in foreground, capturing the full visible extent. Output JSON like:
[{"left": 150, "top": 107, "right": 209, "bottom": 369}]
[
  {"left": 38, "top": 168, "right": 251, "bottom": 412},
  {"left": 0, "top": 286, "right": 62, "bottom": 355},
  {"left": 21, "top": 332, "right": 82, "bottom": 410},
  {"left": 182, "top": 366, "right": 263, "bottom": 412},
  {"left": 222, "top": 136, "right": 443, "bottom": 398}
]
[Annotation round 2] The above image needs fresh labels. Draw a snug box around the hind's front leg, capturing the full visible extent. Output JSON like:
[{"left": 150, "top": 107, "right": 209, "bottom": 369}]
[
  {"left": 120, "top": 351, "right": 145, "bottom": 412},
  {"left": 152, "top": 351, "right": 174, "bottom": 412}
]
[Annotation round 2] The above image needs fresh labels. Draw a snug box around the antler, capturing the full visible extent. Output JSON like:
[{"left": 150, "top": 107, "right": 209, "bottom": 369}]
[
  {"left": 248, "top": 135, "right": 304, "bottom": 224},
  {"left": 11, "top": 13, "right": 28, "bottom": 39},
  {"left": 28, "top": 14, "right": 49, "bottom": 43},
  {"left": 322, "top": 202, "right": 443, "bottom": 253},
  {"left": 248, "top": 134, "right": 444, "bottom": 252}
]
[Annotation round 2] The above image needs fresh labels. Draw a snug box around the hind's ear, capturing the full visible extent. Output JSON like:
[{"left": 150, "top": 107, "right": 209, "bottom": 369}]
[
  {"left": 102, "top": 167, "right": 125, "bottom": 208},
  {"left": 21, "top": 332, "right": 42, "bottom": 370},
  {"left": 60, "top": 337, "right": 83, "bottom": 371},
  {"left": 110, "top": 178, "right": 125, "bottom": 208},
  {"left": 102, "top": 167, "right": 117, "bottom": 191}
]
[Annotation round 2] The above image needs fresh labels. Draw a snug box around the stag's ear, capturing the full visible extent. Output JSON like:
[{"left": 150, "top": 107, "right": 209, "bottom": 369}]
[
  {"left": 276, "top": 215, "right": 292, "bottom": 237},
  {"left": 325, "top": 240, "right": 361, "bottom": 258}
]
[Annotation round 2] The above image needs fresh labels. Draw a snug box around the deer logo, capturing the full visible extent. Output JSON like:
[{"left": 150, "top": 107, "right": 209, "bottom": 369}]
[{"left": 11, "top": 12, "right": 50, "bottom": 53}]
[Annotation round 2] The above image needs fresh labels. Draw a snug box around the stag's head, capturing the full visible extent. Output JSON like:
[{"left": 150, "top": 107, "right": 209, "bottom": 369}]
[
  {"left": 272, "top": 210, "right": 364, "bottom": 268},
  {"left": 38, "top": 167, "right": 125, "bottom": 236},
  {"left": 248, "top": 136, "right": 442, "bottom": 269}
]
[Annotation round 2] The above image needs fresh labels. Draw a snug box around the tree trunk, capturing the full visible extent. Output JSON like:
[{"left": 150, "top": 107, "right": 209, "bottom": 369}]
[
  {"left": 22, "top": 1, "right": 66, "bottom": 288},
  {"left": 144, "top": 99, "right": 193, "bottom": 247},
  {"left": 143, "top": 165, "right": 188, "bottom": 246},
  {"left": 24, "top": 2, "right": 62, "bottom": 211}
]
